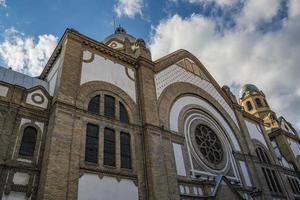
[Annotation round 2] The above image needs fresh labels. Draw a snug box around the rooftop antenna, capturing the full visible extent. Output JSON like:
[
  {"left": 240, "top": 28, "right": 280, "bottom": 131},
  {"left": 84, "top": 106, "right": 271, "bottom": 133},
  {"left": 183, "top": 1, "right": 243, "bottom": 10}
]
[{"left": 113, "top": 15, "right": 116, "bottom": 31}]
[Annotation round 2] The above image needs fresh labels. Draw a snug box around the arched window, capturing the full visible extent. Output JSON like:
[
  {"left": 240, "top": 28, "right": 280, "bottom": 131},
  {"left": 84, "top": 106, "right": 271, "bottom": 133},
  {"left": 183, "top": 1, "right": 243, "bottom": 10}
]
[
  {"left": 104, "top": 128, "right": 115, "bottom": 166},
  {"left": 88, "top": 95, "right": 100, "bottom": 114},
  {"left": 19, "top": 126, "right": 37, "bottom": 157},
  {"left": 120, "top": 132, "right": 131, "bottom": 169},
  {"left": 256, "top": 147, "right": 282, "bottom": 194},
  {"left": 256, "top": 147, "right": 271, "bottom": 164},
  {"left": 246, "top": 101, "right": 253, "bottom": 111},
  {"left": 255, "top": 98, "right": 263, "bottom": 108},
  {"left": 104, "top": 95, "right": 115, "bottom": 118},
  {"left": 85, "top": 123, "right": 99, "bottom": 163},
  {"left": 119, "top": 102, "right": 129, "bottom": 123}
]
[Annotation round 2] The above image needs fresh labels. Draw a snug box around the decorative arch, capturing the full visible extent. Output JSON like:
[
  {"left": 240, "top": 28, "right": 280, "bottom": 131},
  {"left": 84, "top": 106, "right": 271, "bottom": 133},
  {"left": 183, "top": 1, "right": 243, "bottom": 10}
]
[
  {"left": 158, "top": 82, "right": 239, "bottom": 132},
  {"left": 154, "top": 49, "right": 232, "bottom": 108},
  {"left": 15, "top": 122, "right": 43, "bottom": 163},
  {"left": 252, "top": 139, "right": 274, "bottom": 164},
  {"left": 76, "top": 81, "right": 138, "bottom": 123}
]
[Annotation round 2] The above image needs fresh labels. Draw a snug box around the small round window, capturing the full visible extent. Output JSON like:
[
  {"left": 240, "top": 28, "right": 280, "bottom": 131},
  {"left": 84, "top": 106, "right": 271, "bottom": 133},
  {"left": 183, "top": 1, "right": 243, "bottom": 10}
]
[{"left": 195, "top": 124, "right": 224, "bottom": 165}]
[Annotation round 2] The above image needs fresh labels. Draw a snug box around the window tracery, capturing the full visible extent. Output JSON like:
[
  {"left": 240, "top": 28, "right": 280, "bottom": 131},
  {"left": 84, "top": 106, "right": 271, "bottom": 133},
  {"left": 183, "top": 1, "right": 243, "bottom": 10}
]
[{"left": 194, "top": 124, "right": 223, "bottom": 165}]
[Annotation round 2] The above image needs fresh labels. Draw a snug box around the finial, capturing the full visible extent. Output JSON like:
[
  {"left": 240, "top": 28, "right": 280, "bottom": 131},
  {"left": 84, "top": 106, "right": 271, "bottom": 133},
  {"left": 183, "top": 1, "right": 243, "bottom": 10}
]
[{"left": 115, "top": 25, "right": 126, "bottom": 34}]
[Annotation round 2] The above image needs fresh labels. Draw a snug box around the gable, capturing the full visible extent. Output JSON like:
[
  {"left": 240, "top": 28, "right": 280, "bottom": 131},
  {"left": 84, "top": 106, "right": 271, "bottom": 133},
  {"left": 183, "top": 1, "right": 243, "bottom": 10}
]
[
  {"left": 154, "top": 50, "right": 239, "bottom": 129},
  {"left": 26, "top": 88, "right": 49, "bottom": 109}
]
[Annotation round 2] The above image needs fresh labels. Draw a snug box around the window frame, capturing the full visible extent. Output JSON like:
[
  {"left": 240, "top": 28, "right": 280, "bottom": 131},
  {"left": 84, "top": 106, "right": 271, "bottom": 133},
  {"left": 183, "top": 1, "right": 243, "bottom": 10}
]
[
  {"left": 88, "top": 95, "right": 100, "bottom": 114},
  {"left": 104, "top": 95, "right": 116, "bottom": 119},
  {"left": 119, "top": 102, "right": 130, "bottom": 124},
  {"left": 85, "top": 123, "right": 99, "bottom": 164},
  {"left": 120, "top": 132, "right": 131, "bottom": 169},
  {"left": 255, "top": 98, "right": 263, "bottom": 108},
  {"left": 19, "top": 126, "right": 37, "bottom": 157},
  {"left": 103, "top": 127, "right": 116, "bottom": 167},
  {"left": 246, "top": 101, "right": 253, "bottom": 111}
]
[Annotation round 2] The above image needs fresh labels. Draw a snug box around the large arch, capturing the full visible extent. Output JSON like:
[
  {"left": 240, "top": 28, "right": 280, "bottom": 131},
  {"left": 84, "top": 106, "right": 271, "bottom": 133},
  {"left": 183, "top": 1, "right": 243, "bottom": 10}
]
[
  {"left": 75, "top": 81, "right": 139, "bottom": 124},
  {"left": 158, "top": 82, "right": 243, "bottom": 151}
]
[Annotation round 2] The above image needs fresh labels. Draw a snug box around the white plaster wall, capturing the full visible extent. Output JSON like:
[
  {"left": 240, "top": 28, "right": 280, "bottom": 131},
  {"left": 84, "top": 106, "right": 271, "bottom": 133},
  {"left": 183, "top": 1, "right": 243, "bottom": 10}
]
[
  {"left": 239, "top": 161, "right": 252, "bottom": 187},
  {"left": 78, "top": 174, "right": 138, "bottom": 200},
  {"left": 12, "top": 172, "right": 30, "bottom": 185},
  {"left": 155, "top": 64, "right": 239, "bottom": 128},
  {"left": 20, "top": 118, "right": 31, "bottom": 127},
  {"left": 26, "top": 89, "right": 48, "bottom": 109},
  {"left": 0, "top": 85, "right": 8, "bottom": 97},
  {"left": 172, "top": 143, "right": 186, "bottom": 176},
  {"left": 1, "top": 192, "right": 26, "bottom": 200},
  {"left": 288, "top": 139, "right": 300, "bottom": 157},
  {"left": 46, "top": 54, "right": 63, "bottom": 96},
  {"left": 169, "top": 96, "right": 241, "bottom": 151},
  {"left": 81, "top": 51, "right": 136, "bottom": 103},
  {"left": 245, "top": 120, "right": 268, "bottom": 148},
  {"left": 35, "top": 121, "right": 44, "bottom": 131}
]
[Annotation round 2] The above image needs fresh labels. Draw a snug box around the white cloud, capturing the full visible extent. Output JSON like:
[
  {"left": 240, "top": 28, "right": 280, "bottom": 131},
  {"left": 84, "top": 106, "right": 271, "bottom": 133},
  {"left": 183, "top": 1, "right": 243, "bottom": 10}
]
[
  {"left": 0, "top": 27, "right": 58, "bottom": 76},
  {"left": 170, "top": 0, "right": 238, "bottom": 7},
  {"left": 149, "top": 1, "right": 300, "bottom": 130},
  {"left": 0, "top": 0, "right": 6, "bottom": 7},
  {"left": 237, "top": 0, "right": 281, "bottom": 31},
  {"left": 289, "top": 0, "right": 300, "bottom": 18},
  {"left": 114, "top": 0, "right": 143, "bottom": 18}
]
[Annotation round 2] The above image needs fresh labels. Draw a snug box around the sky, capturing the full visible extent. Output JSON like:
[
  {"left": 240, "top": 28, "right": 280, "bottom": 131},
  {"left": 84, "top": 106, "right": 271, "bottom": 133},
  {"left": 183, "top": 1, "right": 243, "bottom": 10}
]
[{"left": 0, "top": 0, "right": 299, "bottom": 132}]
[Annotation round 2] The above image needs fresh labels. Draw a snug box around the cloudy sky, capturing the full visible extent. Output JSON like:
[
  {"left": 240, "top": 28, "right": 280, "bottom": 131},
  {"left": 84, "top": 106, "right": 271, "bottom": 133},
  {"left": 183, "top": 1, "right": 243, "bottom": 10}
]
[{"left": 0, "top": 0, "right": 299, "bottom": 131}]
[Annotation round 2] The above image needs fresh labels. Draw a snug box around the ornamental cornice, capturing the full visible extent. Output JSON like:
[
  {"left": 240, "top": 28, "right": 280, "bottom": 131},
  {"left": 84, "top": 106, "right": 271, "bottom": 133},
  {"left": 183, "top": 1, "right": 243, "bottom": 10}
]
[{"left": 40, "top": 28, "right": 147, "bottom": 80}]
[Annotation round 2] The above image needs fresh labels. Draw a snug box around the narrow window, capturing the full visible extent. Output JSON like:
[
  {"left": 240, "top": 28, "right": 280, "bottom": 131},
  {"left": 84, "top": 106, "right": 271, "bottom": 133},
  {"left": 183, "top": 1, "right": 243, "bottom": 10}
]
[
  {"left": 255, "top": 98, "right": 263, "bottom": 108},
  {"left": 246, "top": 101, "right": 253, "bottom": 111},
  {"left": 19, "top": 126, "right": 37, "bottom": 157},
  {"left": 271, "top": 170, "right": 282, "bottom": 193},
  {"left": 262, "top": 168, "right": 273, "bottom": 192},
  {"left": 85, "top": 123, "right": 99, "bottom": 163},
  {"left": 120, "top": 132, "right": 131, "bottom": 169},
  {"left": 104, "top": 128, "right": 115, "bottom": 166},
  {"left": 288, "top": 178, "right": 296, "bottom": 194},
  {"left": 88, "top": 95, "right": 100, "bottom": 114},
  {"left": 104, "top": 95, "right": 115, "bottom": 118},
  {"left": 119, "top": 102, "right": 129, "bottom": 123},
  {"left": 266, "top": 168, "right": 278, "bottom": 192}
]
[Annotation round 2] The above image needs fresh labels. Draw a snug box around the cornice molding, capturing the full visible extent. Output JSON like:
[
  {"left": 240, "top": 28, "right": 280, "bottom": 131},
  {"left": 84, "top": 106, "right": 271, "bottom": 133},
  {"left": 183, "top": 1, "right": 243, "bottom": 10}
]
[{"left": 40, "top": 28, "right": 146, "bottom": 80}]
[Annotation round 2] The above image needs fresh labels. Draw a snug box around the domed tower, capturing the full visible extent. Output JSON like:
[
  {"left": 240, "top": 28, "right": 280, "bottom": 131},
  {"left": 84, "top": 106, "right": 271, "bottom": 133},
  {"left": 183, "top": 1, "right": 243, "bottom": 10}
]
[
  {"left": 103, "top": 25, "right": 151, "bottom": 59},
  {"left": 239, "top": 84, "right": 279, "bottom": 129}
]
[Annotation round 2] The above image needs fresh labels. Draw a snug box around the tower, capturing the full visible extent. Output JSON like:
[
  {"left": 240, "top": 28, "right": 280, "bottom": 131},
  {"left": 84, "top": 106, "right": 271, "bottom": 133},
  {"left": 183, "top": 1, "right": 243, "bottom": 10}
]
[{"left": 239, "top": 84, "right": 279, "bottom": 129}]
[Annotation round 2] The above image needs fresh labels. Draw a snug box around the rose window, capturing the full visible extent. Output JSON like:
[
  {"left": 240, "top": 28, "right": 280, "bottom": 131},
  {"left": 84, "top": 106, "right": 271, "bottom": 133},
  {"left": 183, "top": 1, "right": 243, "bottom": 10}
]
[{"left": 195, "top": 124, "right": 223, "bottom": 164}]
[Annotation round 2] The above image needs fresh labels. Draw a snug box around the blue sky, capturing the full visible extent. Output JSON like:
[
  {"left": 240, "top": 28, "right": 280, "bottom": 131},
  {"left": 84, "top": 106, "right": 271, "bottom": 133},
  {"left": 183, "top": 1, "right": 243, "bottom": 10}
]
[{"left": 0, "top": 0, "right": 300, "bottom": 132}]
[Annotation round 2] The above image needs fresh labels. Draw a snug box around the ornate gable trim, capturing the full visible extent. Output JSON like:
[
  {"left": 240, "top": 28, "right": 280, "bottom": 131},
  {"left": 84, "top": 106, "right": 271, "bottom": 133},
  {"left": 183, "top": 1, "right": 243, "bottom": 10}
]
[
  {"left": 40, "top": 29, "right": 138, "bottom": 80},
  {"left": 154, "top": 49, "right": 234, "bottom": 110}
]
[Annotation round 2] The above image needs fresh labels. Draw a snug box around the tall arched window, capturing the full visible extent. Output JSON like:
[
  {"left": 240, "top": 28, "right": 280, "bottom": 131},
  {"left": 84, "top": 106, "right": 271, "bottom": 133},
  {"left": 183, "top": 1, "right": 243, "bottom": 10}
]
[
  {"left": 85, "top": 123, "right": 99, "bottom": 163},
  {"left": 255, "top": 98, "right": 263, "bottom": 108},
  {"left": 104, "top": 95, "right": 115, "bottom": 118},
  {"left": 19, "top": 126, "right": 37, "bottom": 157},
  {"left": 256, "top": 147, "right": 282, "bottom": 194},
  {"left": 246, "top": 101, "right": 253, "bottom": 111},
  {"left": 88, "top": 95, "right": 100, "bottom": 114},
  {"left": 120, "top": 132, "right": 131, "bottom": 169},
  {"left": 119, "top": 102, "right": 129, "bottom": 123},
  {"left": 256, "top": 147, "right": 271, "bottom": 164},
  {"left": 104, "top": 128, "right": 115, "bottom": 166}
]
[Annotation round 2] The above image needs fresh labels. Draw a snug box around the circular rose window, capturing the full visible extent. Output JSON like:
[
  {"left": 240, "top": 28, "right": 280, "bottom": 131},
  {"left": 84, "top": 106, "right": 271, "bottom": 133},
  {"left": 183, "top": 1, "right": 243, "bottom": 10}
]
[{"left": 194, "top": 124, "right": 224, "bottom": 165}]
